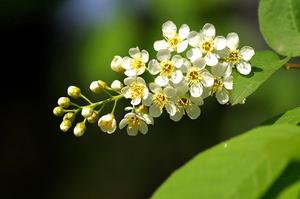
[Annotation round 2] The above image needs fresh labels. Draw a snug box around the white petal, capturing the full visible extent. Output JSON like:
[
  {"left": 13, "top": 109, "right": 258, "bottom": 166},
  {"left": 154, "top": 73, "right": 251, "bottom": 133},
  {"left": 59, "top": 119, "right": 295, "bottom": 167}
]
[
  {"left": 165, "top": 102, "right": 177, "bottom": 116},
  {"left": 240, "top": 46, "right": 255, "bottom": 61},
  {"left": 186, "top": 48, "right": 202, "bottom": 62},
  {"left": 176, "top": 82, "right": 189, "bottom": 95},
  {"left": 170, "top": 108, "right": 184, "bottom": 122},
  {"left": 186, "top": 104, "right": 201, "bottom": 119},
  {"left": 129, "top": 47, "right": 140, "bottom": 59},
  {"left": 143, "top": 88, "right": 149, "bottom": 99},
  {"left": 154, "top": 40, "right": 168, "bottom": 51},
  {"left": 124, "top": 77, "right": 135, "bottom": 85},
  {"left": 127, "top": 127, "right": 138, "bottom": 136},
  {"left": 226, "top": 32, "right": 239, "bottom": 50},
  {"left": 178, "top": 24, "right": 190, "bottom": 39},
  {"left": 211, "top": 62, "right": 229, "bottom": 77},
  {"left": 149, "top": 82, "right": 162, "bottom": 93},
  {"left": 201, "top": 71, "right": 214, "bottom": 87},
  {"left": 202, "top": 87, "right": 211, "bottom": 99},
  {"left": 193, "top": 58, "right": 206, "bottom": 69},
  {"left": 149, "top": 104, "right": 163, "bottom": 118},
  {"left": 136, "top": 77, "right": 146, "bottom": 85},
  {"left": 237, "top": 61, "right": 252, "bottom": 75},
  {"left": 143, "top": 93, "right": 153, "bottom": 106},
  {"left": 125, "top": 69, "right": 137, "bottom": 77},
  {"left": 136, "top": 67, "right": 146, "bottom": 76},
  {"left": 201, "top": 23, "right": 215, "bottom": 39},
  {"left": 216, "top": 88, "right": 229, "bottom": 104},
  {"left": 204, "top": 53, "right": 218, "bottom": 66},
  {"left": 121, "top": 87, "right": 130, "bottom": 98},
  {"left": 131, "top": 98, "right": 141, "bottom": 106},
  {"left": 172, "top": 55, "right": 184, "bottom": 68},
  {"left": 148, "top": 59, "right": 160, "bottom": 75},
  {"left": 143, "top": 114, "right": 154, "bottom": 125},
  {"left": 190, "top": 96, "right": 204, "bottom": 106},
  {"left": 139, "top": 121, "right": 148, "bottom": 135},
  {"left": 213, "top": 36, "right": 226, "bottom": 50},
  {"left": 119, "top": 119, "right": 127, "bottom": 129},
  {"left": 122, "top": 56, "right": 131, "bottom": 70},
  {"left": 155, "top": 75, "right": 169, "bottom": 87},
  {"left": 163, "top": 86, "right": 176, "bottom": 98},
  {"left": 107, "top": 119, "right": 117, "bottom": 134},
  {"left": 187, "top": 31, "right": 202, "bottom": 47},
  {"left": 177, "top": 40, "right": 189, "bottom": 53},
  {"left": 223, "top": 76, "right": 233, "bottom": 90},
  {"left": 162, "top": 20, "right": 177, "bottom": 38},
  {"left": 190, "top": 83, "right": 203, "bottom": 97},
  {"left": 141, "top": 50, "right": 149, "bottom": 63},
  {"left": 157, "top": 49, "right": 171, "bottom": 61},
  {"left": 171, "top": 70, "right": 183, "bottom": 84}
]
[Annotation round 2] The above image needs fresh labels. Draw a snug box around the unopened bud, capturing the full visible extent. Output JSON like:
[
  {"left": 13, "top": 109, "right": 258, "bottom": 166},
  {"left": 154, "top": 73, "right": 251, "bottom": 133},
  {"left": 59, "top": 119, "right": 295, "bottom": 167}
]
[
  {"left": 53, "top": 106, "right": 64, "bottom": 117},
  {"left": 90, "top": 80, "right": 107, "bottom": 93},
  {"left": 111, "top": 56, "right": 125, "bottom": 73},
  {"left": 87, "top": 112, "right": 98, "bottom": 123},
  {"left": 81, "top": 106, "right": 94, "bottom": 118},
  {"left": 74, "top": 122, "right": 86, "bottom": 137},
  {"left": 63, "top": 112, "right": 75, "bottom": 121},
  {"left": 111, "top": 80, "right": 123, "bottom": 91},
  {"left": 98, "top": 114, "right": 117, "bottom": 134},
  {"left": 57, "top": 97, "right": 70, "bottom": 108},
  {"left": 60, "top": 120, "right": 72, "bottom": 132},
  {"left": 67, "top": 86, "right": 81, "bottom": 99}
]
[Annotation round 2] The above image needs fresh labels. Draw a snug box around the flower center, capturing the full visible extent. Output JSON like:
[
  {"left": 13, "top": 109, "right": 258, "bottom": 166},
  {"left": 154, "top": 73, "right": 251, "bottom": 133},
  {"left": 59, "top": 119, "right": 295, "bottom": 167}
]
[
  {"left": 226, "top": 50, "right": 240, "bottom": 65},
  {"left": 127, "top": 115, "right": 140, "bottom": 128},
  {"left": 186, "top": 67, "right": 202, "bottom": 85},
  {"left": 129, "top": 82, "right": 144, "bottom": 99},
  {"left": 201, "top": 41, "right": 213, "bottom": 53},
  {"left": 211, "top": 77, "right": 223, "bottom": 93},
  {"left": 131, "top": 58, "right": 145, "bottom": 70},
  {"left": 160, "top": 60, "right": 175, "bottom": 77},
  {"left": 177, "top": 97, "right": 190, "bottom": 107},
  {"left": 136, "top": 105, "right": 148, "bottom": 114},
  {"left": 152, "top": 92, "right": 168, "bottom": 108},
  {"left": 100, "top": 118, "right": 113, "bottom": 130},
  {"left": 168, "top": 36, "right": 181, "bottom": 49}
]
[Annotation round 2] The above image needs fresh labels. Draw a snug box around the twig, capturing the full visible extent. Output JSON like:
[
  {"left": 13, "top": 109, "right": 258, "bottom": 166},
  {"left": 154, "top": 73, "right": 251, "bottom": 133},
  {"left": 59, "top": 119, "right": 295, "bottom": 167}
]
[{"left": 284, "top": 63, "right": 300, "bottom": 70}]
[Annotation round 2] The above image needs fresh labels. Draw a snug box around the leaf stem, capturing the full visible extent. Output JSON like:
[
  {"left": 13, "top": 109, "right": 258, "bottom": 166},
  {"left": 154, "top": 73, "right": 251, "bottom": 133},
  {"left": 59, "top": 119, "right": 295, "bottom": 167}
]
[{"left": 284, "top": 63, "right": 300, "bottom": 70}]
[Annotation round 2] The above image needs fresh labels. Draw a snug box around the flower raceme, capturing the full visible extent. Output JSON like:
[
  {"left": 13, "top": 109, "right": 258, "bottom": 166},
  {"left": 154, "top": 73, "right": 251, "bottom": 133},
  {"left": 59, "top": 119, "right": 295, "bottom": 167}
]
[{"left": 53, "top": 20, "right": 255, "bottom": 136}]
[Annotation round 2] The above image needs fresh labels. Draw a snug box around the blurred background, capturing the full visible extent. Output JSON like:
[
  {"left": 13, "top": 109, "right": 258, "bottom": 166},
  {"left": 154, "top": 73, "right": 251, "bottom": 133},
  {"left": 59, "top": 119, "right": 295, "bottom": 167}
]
[{"left": 1, "top": 0, "right": 299, "bottom": 198}]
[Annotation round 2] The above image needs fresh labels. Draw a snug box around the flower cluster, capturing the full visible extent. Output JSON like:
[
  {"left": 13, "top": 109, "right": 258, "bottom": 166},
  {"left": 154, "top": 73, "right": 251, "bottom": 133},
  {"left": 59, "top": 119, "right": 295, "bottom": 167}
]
[{"left": 53, "top": 21, "right": 254, "bottom": 136}]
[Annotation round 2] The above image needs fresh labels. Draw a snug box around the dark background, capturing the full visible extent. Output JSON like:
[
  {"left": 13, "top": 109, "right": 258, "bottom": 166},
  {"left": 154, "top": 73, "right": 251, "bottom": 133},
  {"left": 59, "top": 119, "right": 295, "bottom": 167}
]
[{"left": 1, "top": 0, "right": 300, "bottom": 198}]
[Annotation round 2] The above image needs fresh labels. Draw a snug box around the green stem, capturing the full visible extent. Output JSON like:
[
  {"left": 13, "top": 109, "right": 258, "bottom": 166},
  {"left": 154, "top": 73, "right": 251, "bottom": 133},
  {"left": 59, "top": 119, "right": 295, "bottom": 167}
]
[
  {"left": 80, "top": 94, "right": 93, "bottom": 104},
  {"left": 70, "top": 102, "right": 81, "bottom": 108}
]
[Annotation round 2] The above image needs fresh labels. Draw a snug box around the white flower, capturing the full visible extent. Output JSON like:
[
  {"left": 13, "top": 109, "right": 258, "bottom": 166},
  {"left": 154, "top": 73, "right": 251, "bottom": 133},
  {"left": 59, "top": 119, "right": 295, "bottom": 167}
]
[
  {"left": 224, "top": 32, "right": 255, "bottom": 75},
  {"left": 121, "top": 77, "right": 149, "bottom": 106},
  {"left": 170, "top": 95, "right": 203, "bottom": 121},
  {"left": 98, "top": 114, "right": 117, "bottom": 134},
  {"left": 111, "top": 56, "right": 125, "bottom": 73},
  {"left": 210, "top": 62, "right": 233, "bottom": 104},
  {"left": 143, "top": 83, "right": 177, "bottom": 117},
  {"left": 154, "top": 21, "right": 190, "bottom": 53},
  {"left": 187, "top": 23, "right": 226, "bottom": 66},
  {"left": 119, "top": 112, "right": 151, "bottom": 136},
  {"left": 184, "top": 65, "right": 214, "bottom": 98},
  {"left": 122, "top": 47, "right": 149, "bottom": 76},
  {"left": 148, "top": 49, "right": 184, "bottom": 86}
]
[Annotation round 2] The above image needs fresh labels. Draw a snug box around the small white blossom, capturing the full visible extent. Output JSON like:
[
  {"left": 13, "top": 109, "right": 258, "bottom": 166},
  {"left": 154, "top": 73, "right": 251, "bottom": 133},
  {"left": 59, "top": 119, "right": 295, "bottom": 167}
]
[
  {"left": 187, "top": 23, "right": 226, "bottom": 66},
  {"left": 111, "top": 56, "right": 125, "bottom": 73},
  {"left": 122, "top": 47, "right": 149, "bottom": 76},
  {"left": 170, "top": 95, "right": 203, "bottom": 121},
  {"left": 121, "top": 77, "right": 149, "bottom": 106},
  {"left": 111, "top": 80, "right": 123, "bottom": 91},
  {"left": 143, "top": 83, "right": 177, "bottom": 117},
  {"left": 224, "top": 32, "right": 255, "bottom": 75},
  {"left": 154, "top": 21, "right": 190, "bottom": 53},
  {"left": 98, "top": 114, "right": 117, "bottom": 134},
  {"left": 119, "top": 112, "right": 151, "bottom": 136},
  {"left": 210, "top": 62, "right": 233, "bottom": 104},
  {"left": 148, "top": 49, "right": 184, "bottom": 86},
  {"left": 182, "top": 64, "right": 214, "bottom": 97}
]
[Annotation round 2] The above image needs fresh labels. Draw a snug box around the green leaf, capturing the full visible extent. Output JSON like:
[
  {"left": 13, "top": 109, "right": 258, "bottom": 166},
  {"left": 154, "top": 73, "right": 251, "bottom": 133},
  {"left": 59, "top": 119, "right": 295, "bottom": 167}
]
[
  {"left": 258, "top": 0, "right": 300, "bottom": 57},
  {"left": 275, "top": 107, "right": 300, "bottom": 125},
  {"left": 151, "top": 124, "right": 300, "bottom": 199},
  {"left": 230, "top": 51, "right": 289, "bottom": 105},
  {"left": 277, "top": 180, "right": 300, "bottom": 199}
]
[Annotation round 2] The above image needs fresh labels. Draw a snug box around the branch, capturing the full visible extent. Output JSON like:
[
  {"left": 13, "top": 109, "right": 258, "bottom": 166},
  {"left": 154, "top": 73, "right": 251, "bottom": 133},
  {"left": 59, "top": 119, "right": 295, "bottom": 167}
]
[{"left": 284, "top": 63, "right": 300, "bottom": 70}]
